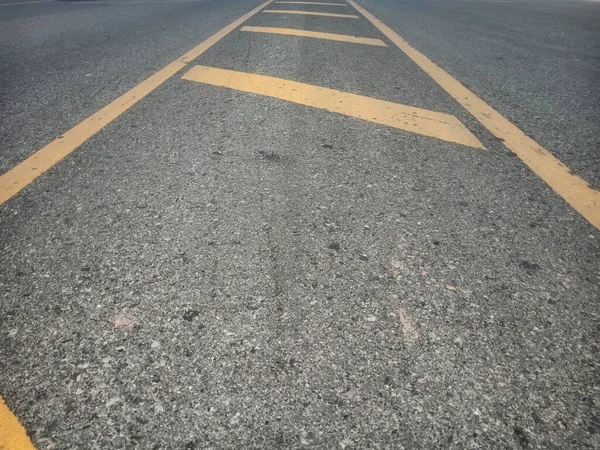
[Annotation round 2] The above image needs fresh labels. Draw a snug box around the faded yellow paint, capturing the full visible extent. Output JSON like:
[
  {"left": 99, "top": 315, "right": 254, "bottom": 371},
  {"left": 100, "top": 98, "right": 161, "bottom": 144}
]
[
  {"left": 263, "top": 9, "right": 358, "bottom": 18},
  {"left": 398, "top": 308, "right": 419, "bottom": 345},
  {"left": 348, "top": 0, "right": 600, "bottom": 229},
  {"left": 0, "top": 396, "right": 36, "bottom": 450},
  {"left": 0, "top": 0, "right": 274, "bottom": 206},
  {"left": 275, "top": 1, "right": 347, "bottom": 5},
  {"left": 182, "top": 65, "right": 484, "bottom": 149},
  {"left": 241, "top": 25, "right": 387, "bottom": 46}
]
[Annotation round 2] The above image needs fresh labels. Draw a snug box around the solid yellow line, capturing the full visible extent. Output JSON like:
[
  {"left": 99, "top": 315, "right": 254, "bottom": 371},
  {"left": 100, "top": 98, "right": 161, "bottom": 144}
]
[
  {"left": 0, "top": 0, "right": 274, "bottom": 206},
  {"left": 182, "top": 65, "right": 484, "bottom": 149},
  {"left": 263, "top": 9, "right": 358, "bottom": 18},
  {"left": 348, "top": 0, "right": 600, "bottom": 229},
  {"left": 241, "top": 26, "right": 387, "bottom": 46},
  {"left": 0, "top": 396, "right": 36, "bottom": 450},
  {"left": 275, "top": 1, "right": 347, "bottom": 5}
]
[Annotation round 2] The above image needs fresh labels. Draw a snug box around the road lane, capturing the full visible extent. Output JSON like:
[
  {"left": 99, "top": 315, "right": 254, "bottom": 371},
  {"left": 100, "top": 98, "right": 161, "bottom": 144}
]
[
  {"left": 349, "top": 0, "right": 600, "bottom": 229},
  {"left": 0, "top": 0, "right": 270, "bottom": 174},
  {"left": 355, "top": 0, "right": 600, "bottom": 190},
  {"left": 1, "top": 0, "right": 599, "bottom": 448},
  {"left": 0, "top": 0, "right": 275, "bottom": 205}
]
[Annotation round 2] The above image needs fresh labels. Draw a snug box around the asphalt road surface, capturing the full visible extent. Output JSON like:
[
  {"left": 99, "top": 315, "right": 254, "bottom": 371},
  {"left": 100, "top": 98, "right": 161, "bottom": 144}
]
[{"left": 1, "top": 0, "right": 599, "bottom": 448}]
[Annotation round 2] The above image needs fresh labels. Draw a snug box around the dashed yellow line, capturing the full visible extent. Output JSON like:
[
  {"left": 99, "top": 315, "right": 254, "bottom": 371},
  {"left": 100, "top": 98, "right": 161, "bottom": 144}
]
[
  {"left": 348, "top": 0, "right": 600, "bottom": 229},
  {"left": 274, "top": 1, "right": 348, "bottom": 5},
  {"left": 182, "top": 65, "right": 484, "bottom": 149},
  {"left": 241, "top": 25, "right": 387, "bottom": 46},
  {"left": 0, "top": 396, "right": 35, "bottom": 450},
  {"left": 0, "top": 0, "right": 275, "bottom": 206},
  {"left": 263, "top": 9, "right": 359, "bottom": 18}
]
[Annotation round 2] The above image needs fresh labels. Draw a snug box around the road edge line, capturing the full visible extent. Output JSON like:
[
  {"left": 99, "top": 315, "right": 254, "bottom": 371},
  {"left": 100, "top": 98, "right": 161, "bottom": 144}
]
[
  {"left": 348, "top": 0, "right": 600, "bottom": 230},
  {"left": 0, "top": 0, "right": 274, "bottom": 206}
]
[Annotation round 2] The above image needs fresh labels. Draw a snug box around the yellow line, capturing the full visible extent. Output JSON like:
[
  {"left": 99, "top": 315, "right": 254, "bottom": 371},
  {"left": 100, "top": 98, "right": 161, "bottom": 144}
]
[
  {"left": 274, "top": 1, "right": 348, "bottom": 5},
  {"left": 0, "top": 0, "right": 274, "bottom": 206},
  {"left": 241, "top": 25, "right": 387, "bottom": 46},
  {"left": 0, "top": 396, "right": 36, "bottom": 450},
  {"left": 263, "top": 9, "right": 358, "bottom": 18},
  {"left": 182, "top": 65, "right": 484, "bottom": 149},
  {"left": 348, "top": 0, "right": 600, "bottom": 229}
]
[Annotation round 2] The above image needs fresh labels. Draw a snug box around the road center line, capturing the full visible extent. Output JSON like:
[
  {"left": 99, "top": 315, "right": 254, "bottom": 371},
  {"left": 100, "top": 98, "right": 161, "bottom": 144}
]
[
  {"left": 0, "top": 396, "right": 36, "bottom": 450},
  {"left": 274, "top": 1, "right": 348, "bottom": 5},
  {"left": 348, "top": 0, "right": 600, "bottom": 229},
  {"left": 0, "top": 0, "right": 274, "bottom": 206},
  {"left": 182, "top": 65, "right": 484, "bottom": 149},
  {"left": 241, "top": 25, "right": 387, "bottom": 46},
  {"left": 263, "top": 9, "right": 359, "bottom": 18}
]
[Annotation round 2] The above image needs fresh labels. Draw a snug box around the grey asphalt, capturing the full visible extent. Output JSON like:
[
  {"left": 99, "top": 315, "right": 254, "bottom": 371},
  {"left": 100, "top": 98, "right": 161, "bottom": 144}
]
[{"left": 1, "top": 0, "right": 599, "bottom": 449}]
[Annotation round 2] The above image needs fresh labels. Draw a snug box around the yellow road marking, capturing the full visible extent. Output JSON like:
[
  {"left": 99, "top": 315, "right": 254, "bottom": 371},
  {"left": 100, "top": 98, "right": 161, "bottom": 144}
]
[
  {"left": 241, "top": 25, "right": 387, "bottom": 46},
  {"left": 0, "top": 0, "right": 274, "bottom": 206},
  {"left": 182, "top": 65, "right": 484, "bottom": 149},
  {"left": 263, "top": 9, "right": 359, "bottom": 18},
  {"left": 274, "top": 1, "right": 347, "bottom": 5},
  {"left": 0, "top": 396, "right": 36, "bottom": 450},
  {"left": 348, "top": 0, "right": 600, "bottom": 229}
]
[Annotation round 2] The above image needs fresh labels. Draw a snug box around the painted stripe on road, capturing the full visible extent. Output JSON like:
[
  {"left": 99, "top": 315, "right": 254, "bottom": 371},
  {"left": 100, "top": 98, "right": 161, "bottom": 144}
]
[
  {"left": 263, "top": 9, "right": 358, "bottom": 18},
  {"left": 241, "top": 25, "right": 387, "bottom": 46},
  {"left": 348, "top": 0, "right": 600, "bottom": 229},
  {"left": 0, "top": 0, "right": 274, "bottom": 206},
  {"left": 0, "top": 396, "right": 36, "bottom": 450},
  {"left": 182, "top": 65, "right": 484, "bottom": 149},
  {"left": 274, "top": 1, "right": 348, "bottom": 5}
]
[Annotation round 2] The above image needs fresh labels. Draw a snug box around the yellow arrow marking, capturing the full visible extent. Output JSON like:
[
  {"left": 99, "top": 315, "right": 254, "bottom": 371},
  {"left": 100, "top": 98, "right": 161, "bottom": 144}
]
[
  {"left": 0, "top": 396, "right": 36, "bottom": 450},
  {"left": 263, "top": 9, "right": 359, "bottom": 18},
  {"left": 241, "top": 26, "right": 387, "bottom": 46},
  {"left": 182, "top": 65, "right": 484, "bottom": 149}
]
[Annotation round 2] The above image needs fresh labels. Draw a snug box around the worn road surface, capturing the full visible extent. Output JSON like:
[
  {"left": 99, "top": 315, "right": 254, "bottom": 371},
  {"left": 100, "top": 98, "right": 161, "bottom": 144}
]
[{"left": 1, "top": 0, "right": 599, "bottom": 448}]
